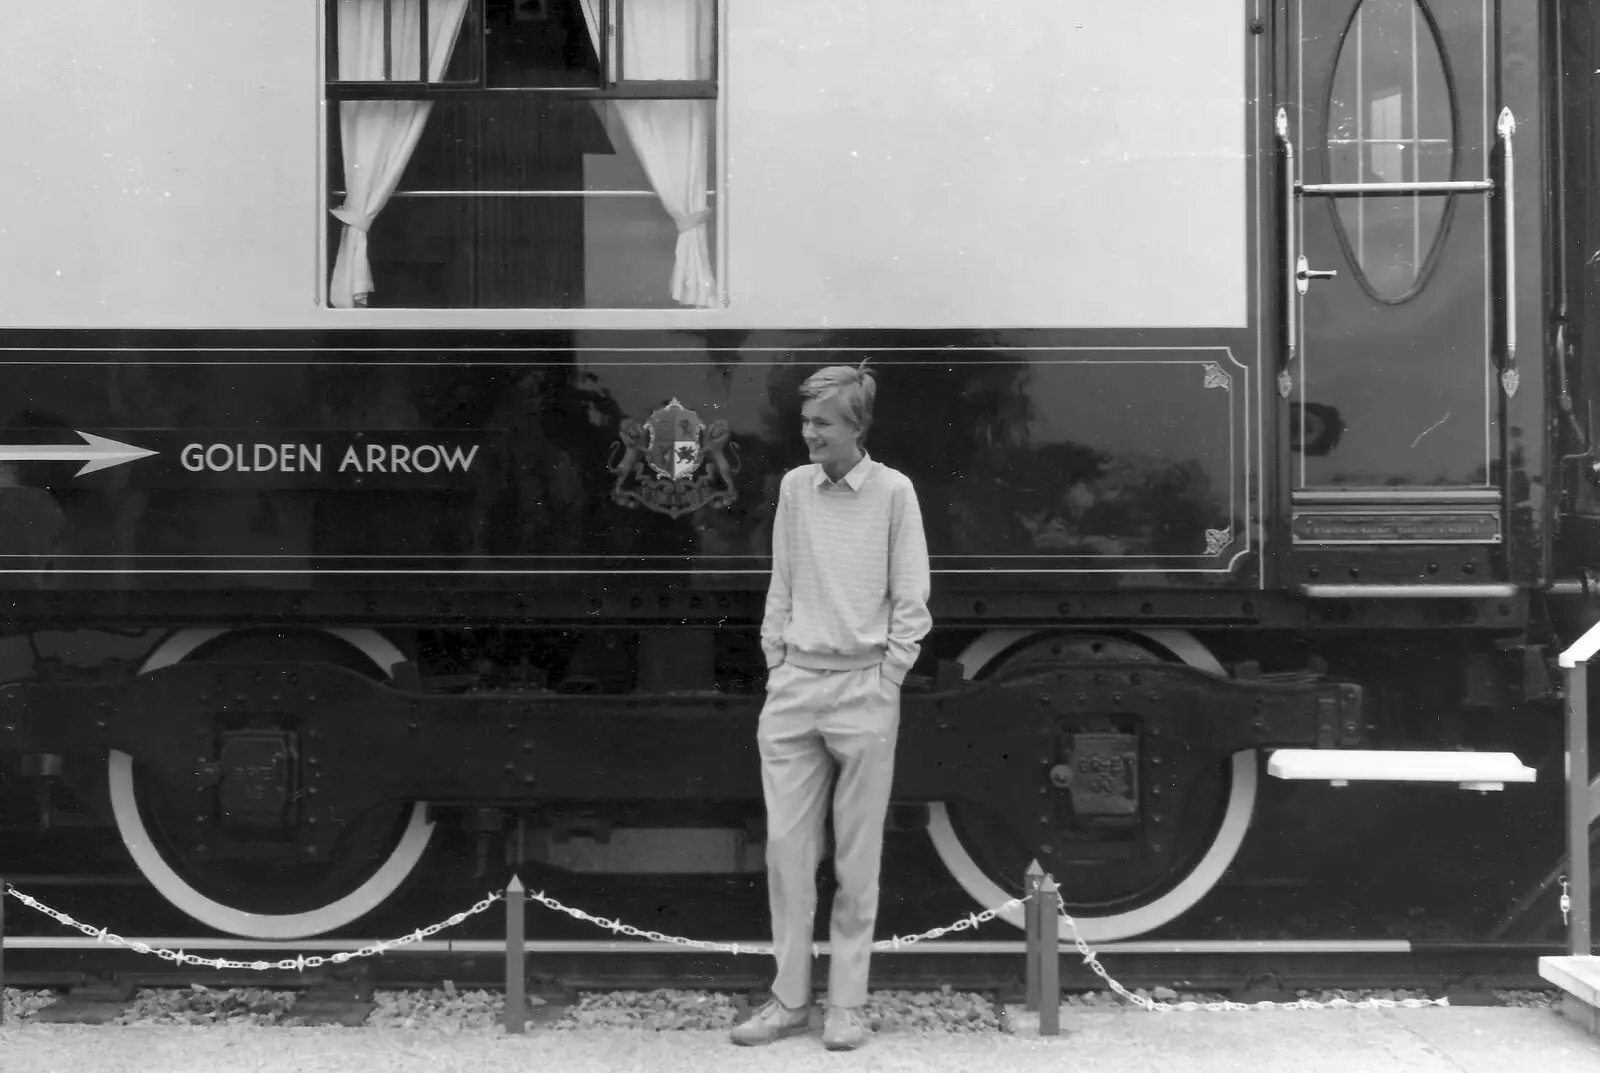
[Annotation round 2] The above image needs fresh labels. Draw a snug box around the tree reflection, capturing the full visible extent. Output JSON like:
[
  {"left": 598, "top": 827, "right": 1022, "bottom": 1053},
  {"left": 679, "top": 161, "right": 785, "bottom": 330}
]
[{"left": 756, "top": 336, "right": 1232, "bottom": 558}]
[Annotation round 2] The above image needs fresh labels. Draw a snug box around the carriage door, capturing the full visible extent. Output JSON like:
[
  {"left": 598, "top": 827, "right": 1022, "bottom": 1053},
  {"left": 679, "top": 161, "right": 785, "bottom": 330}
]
[{"left": 1280, "top": 0, "right": 1512, "bottom": 555}]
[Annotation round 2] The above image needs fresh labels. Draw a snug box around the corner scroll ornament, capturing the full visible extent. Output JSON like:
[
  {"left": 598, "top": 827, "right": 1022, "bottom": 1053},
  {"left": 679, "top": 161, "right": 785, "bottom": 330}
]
[
  {"left": 609, "top": 398, "right": 741, "bottom": 519},
  {"left": 1204, "top": 527, "right": 1234, "bottom": 557},
  {"left": 1202, "top": 363, "right": 1231, "bottom": 391}
]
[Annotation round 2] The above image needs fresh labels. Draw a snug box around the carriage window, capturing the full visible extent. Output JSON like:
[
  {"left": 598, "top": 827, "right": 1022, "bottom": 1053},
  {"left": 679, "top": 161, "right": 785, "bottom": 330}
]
[
  {"left": 1324, "top": 0, "right": 1454, "bottom": 302},
  {"left": 325, "top": 0, "right": 719, "bottom": 310}
]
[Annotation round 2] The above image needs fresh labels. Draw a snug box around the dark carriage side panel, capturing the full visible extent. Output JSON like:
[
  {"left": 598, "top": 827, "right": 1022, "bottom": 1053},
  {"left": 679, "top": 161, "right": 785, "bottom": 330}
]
[
  {"left": 0, "top": 334, "right": 1255, "bottom": 598},
  {"left": 1552, "top": 0, "right": 1600, "bottom": 580}
]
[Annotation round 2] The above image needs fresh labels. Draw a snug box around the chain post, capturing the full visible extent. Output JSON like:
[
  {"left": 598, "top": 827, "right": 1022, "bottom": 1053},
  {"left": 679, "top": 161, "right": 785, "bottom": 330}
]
[
  {"left": 1038, "top": 874, "right": 1060, "bottom": 1037},
  {"left": 505, "top": 875, "right": 526, "bottom": 1035},
  {"left": 1024, "top": 860, "right": 1044, "bottom": 1010}
]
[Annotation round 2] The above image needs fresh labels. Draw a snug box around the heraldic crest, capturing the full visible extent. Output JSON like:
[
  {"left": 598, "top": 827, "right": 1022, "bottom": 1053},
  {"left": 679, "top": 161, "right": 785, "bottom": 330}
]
[{"left": 609, "top": 398, "right": 740, "bottom": 518}]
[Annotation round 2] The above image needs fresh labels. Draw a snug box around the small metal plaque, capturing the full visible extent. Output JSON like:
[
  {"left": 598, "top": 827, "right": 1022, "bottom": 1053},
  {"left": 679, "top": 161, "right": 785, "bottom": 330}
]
[
  {"left": 217, "top": 732, "right": 294, "bottom": 826},
  {"left": 1291, "top": 512, "right": 1501, "bottom": 545},
  {"left": 1063, "top": 733, "right": 1139, "bottom": 817}
]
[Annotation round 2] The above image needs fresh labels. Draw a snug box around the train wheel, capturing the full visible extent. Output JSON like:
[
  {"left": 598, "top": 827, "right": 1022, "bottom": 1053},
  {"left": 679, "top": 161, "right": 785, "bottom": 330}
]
[
  {"left": 107, "top": 627, "right": 435, "bottom": 940},
  {"left": 925, "top": 628, "right": 1257, "bottom": 942}
]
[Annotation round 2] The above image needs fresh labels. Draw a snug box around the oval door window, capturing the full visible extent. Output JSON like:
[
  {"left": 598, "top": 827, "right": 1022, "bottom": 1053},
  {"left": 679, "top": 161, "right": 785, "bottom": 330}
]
[{"left": 1324, "top": 0, "right": 1457, "bottom": 303}]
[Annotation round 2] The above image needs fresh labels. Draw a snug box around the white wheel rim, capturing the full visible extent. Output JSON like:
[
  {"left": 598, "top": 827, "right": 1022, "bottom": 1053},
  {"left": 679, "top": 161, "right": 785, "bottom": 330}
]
[
  {"left": 109, "top": 628, "right": 436, "bottom": 940},
  {"left": 926, "top": 628, "right": 1258, "bottom": 942}
]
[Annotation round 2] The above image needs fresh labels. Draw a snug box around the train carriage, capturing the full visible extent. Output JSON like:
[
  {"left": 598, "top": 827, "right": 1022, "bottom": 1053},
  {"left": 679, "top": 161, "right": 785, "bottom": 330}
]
[{"left": 0, "top": 0, "right": 1594, "bottom": 949}]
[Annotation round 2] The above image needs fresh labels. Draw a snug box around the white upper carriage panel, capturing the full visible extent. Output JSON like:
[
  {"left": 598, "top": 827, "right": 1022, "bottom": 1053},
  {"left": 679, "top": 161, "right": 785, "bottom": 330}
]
[{"left": 0, "top": 0, "right": 1247, "bottom": 330}]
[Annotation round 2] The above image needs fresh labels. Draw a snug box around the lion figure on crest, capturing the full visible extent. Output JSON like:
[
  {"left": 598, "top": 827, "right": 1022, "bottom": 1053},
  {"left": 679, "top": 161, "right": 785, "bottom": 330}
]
[
  {"left": 609, "top": 414, "right": 740, "bottom": 514},
  {"left": 701, "top": 418, "right": 740, "bottom": 500}
]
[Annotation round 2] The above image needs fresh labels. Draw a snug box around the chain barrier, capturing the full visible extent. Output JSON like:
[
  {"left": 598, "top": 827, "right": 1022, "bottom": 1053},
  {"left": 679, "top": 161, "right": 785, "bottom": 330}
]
[
  {"left": 521, "top": 886, "right": 1024, "bottom": 956},
  {"left": 5, "top": 881, "right": 1452, "bottom": 1011},
  {"left": 522, "top": 886, "right": 1451, "bottom": 1012},
  {"left": 3, "top": 883, "right": 501, "bottom": 972},
  {"left": 1052, "top": 903, "right": 1449, "bottom": 1012}
]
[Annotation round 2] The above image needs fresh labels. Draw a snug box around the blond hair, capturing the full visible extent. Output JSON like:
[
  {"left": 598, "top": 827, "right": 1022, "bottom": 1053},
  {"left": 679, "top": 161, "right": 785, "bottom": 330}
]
[{"left": 800, "top": 362, "right": 876, "bottom": 440}]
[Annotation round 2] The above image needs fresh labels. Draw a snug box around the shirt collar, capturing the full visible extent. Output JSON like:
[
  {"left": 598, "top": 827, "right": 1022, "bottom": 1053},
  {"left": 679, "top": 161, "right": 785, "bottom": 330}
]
[{"left": 814, "top": 450, "right": 874, "bottom": 491}]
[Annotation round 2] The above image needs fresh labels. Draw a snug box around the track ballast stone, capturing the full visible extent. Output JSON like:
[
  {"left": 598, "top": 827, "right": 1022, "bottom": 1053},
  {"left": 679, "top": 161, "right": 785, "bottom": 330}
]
[
  {"left": 3, "top": 988, "right": 59, "bottom": 1021},
  {"left": 112, "top": 985, "right": 298, "bottom": 1027},
  {"left": 371, "top": 985, "right": 1001, "bottom": 1034},
  {"left": 1, "top": 982, "right": 1562, "bottom": 1030}
]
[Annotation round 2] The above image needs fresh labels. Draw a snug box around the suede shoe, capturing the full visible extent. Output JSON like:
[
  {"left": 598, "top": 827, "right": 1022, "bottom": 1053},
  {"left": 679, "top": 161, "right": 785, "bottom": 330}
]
[
  {"left": 730, "top": 998, "right": 810, "bottom": 1046},
  {"left": 822, "top": 1005, "right": 870, "bottom": 1051}
]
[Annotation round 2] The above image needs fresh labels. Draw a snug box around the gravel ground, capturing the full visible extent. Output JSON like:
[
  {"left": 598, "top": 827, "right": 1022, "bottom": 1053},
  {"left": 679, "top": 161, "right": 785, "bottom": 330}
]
[
  {"left": 1496, "top": 989, "right": 1562, "bottom": 1008},
  {"left": 2, "top": 1008, "right": 1596, "bottom": 1073},
  {"left": 3, "top": 984, "right": 1003, "bottom": 1032}
]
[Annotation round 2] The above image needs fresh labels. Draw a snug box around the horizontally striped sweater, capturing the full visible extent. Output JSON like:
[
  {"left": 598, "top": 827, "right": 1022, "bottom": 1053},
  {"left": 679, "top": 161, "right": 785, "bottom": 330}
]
[{"left": 759, "top": 452, "right": 932, "bottom": 686}]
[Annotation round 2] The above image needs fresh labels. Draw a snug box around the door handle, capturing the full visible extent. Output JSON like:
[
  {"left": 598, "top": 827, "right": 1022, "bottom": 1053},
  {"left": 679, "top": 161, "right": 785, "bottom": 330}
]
[{"left": 1295, "top": 255, "right": 1337, "bottom": 295}]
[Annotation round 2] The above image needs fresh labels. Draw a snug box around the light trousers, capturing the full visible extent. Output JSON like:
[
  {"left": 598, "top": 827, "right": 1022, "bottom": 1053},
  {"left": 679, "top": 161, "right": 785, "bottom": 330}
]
[{"left": 756, "top": 661, "right": 900, "bottom": 1009}]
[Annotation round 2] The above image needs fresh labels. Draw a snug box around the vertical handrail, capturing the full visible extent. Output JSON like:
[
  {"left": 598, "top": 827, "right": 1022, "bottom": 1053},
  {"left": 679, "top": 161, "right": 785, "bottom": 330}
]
[
  {"left": 1558, "top": 627, "right": 1597, "bottom": 956},
  {"left": 1275, "top": 108, "right": 1297, "bottom": 400},
  {"left": 1498, "top": 107, "right": 1518, "bottom": 397}
]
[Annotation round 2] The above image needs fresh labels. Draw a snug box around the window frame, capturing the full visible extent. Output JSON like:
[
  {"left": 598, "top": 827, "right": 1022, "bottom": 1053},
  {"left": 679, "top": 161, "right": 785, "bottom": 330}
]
[
  {"left": 1317, "top": 0, "right": 1461, "bottom": 307},
  {"left": 318, "top": 0, "right": 730, "bottom": 313},
  {"left": 324, "top": 0, "right": 719, "bottom": 101}
]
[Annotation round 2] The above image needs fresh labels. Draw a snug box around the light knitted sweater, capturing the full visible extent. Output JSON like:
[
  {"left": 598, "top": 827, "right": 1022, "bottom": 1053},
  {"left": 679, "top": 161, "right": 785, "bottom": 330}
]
[{"left": 759, "top": 452, "right": 932, "bottom": 685}]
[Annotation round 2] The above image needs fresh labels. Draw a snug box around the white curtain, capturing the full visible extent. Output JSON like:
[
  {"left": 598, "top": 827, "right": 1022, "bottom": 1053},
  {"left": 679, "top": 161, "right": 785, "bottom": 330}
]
[
  {"left": 582, "top": 0, "right": 717, "bottom": 307},
  {"left": 330, "top": 0, "right": 469, "bottom": 308}
]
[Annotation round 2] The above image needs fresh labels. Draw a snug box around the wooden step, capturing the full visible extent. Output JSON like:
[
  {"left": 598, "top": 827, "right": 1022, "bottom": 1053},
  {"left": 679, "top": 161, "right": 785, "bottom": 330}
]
[
  {"left": 1538, "top": 955, "right": 1600, "bottom": 1035},
  {"left": 1267, "top": 749, "right": 1536, "bottom": 790}
]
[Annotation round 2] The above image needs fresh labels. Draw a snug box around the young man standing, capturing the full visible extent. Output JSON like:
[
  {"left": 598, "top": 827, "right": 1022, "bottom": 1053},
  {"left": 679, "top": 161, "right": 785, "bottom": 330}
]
[{"left": 730, "top": 364, "right": 931, "bottom": 1051}]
